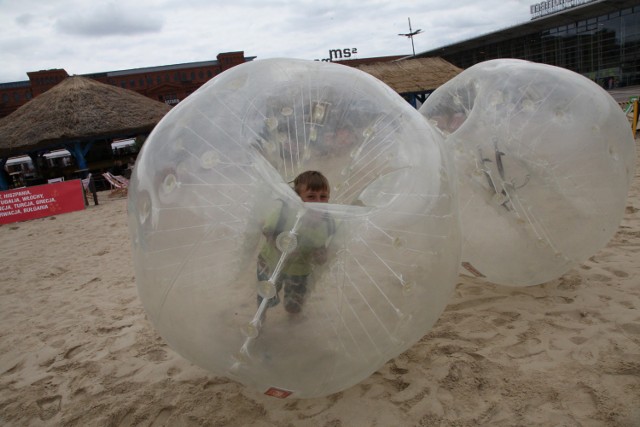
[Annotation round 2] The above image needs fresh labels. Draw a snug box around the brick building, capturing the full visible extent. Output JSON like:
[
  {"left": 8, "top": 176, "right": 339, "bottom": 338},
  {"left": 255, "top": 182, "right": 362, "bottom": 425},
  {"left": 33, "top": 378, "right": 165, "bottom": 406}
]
[{"left": 0, "top": 51, "right": 255, "bottom": 118}]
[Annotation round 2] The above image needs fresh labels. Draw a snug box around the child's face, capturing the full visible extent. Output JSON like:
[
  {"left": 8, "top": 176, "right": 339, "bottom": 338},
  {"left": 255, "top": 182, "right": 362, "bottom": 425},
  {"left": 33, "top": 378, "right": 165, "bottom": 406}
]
[{"left": 298, "top": 186, "right": 330, "bottom": 203}]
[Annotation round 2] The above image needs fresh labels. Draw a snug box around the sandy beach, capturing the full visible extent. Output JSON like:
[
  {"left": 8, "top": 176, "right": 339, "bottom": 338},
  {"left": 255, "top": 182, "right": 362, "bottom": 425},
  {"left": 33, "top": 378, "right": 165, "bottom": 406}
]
[{"left": 1, "top": 139, "right": 639, "bottom": 426}]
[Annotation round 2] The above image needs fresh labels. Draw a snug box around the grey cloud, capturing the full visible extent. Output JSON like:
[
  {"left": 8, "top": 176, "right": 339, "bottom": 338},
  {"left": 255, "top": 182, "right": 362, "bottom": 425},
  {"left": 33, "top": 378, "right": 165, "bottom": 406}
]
[
  {"left": 278, "top": 4, "right": 389, "bottom": 41},
  {"left": 0, "top": 0, "right": 533, "bottom": 82},
  {"left": 55, "top": 3, "right": 163, "bottom": 37},
  {"left": 15, "top": 13, "right": 35, "bottom": 26}
]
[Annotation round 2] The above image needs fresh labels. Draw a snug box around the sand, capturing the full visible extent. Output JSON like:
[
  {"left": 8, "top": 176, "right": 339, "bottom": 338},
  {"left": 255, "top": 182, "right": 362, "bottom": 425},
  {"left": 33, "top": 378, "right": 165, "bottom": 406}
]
[{"left": 1, "top": 141, "right": 639, "bottom": 426}]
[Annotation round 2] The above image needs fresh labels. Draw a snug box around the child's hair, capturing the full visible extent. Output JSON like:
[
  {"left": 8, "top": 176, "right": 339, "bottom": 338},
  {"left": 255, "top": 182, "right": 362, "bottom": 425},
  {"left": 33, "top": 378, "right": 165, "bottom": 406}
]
[{"left": 293, "top": 171, "right": 329, "bottom": 195}]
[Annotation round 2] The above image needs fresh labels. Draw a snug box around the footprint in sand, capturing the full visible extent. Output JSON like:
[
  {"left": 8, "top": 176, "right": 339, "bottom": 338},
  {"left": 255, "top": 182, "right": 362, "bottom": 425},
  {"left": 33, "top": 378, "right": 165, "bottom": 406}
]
[
  {"left": 36, "top": 395, "right": 61, "bottom": 421},
  {"left": 446, "top": 296, "right": 509, "bottom": 312},
  {"left": 621, "top": 323, "right": 640, "bottom": 336},
  {"left": 39, "top": 357, "right": 56, "bottom": 368},
  {"left": 144, "top": 348, "right": 168, "bottom": 362},
  {"left": 588, "top": 273, "right": 611, "bottom": 283},
  {"left": 491, "top": 311, "right": 521, "bottom": 327},
  {"left": 619, "top": 300, "right": 635, "bottom": 309},
  {"left": 504, "top": 338, "right": 545, "bottom": 359},
  {"left": 166, "top": 366, "right": 181, "bottom": 377},
  {"left": 63, "top": 344, "right": 83, "bottom": 359},
  {"left": 569, "top": 336, "right": 589, "bottom": 345},
  {"left": 2, "top": 360, "right": 24, "bottom": 375},
  {"left": 569, "top": 344, "right": 600, "bottom": 364},
  {"left": 603, "top": 268, "right": 629, "bottom": 278},
  {"left": 149, "top": 407, "right": 174, "bottom": 427},
  {"left": 96, "top": 324, "right": 132, "bottom": 335},
  {"left": 41, "top": 266, "right": 69, "bottom": 279},
  {"left": 557, "top": 273, "right": 583, "bottom": 290}
]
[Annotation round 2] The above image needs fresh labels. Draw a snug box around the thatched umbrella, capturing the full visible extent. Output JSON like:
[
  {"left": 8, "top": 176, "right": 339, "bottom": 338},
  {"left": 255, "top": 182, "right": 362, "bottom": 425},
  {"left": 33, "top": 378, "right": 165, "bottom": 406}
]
[
  {"left": 0, "top": 75, "right": 171, "bottom": 189},
  {"left": 357, "top": 57, "right": 463, "bottom": 106},
  {"left": 0, "top": 75, "right": 171, "bottom": 157}
]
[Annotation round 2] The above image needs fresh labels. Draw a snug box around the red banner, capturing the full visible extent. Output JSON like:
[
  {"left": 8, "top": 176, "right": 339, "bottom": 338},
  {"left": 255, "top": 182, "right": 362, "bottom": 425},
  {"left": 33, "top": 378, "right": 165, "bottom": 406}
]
[{"left": 0, "top": 180, "right": 86, "bottom": 225}]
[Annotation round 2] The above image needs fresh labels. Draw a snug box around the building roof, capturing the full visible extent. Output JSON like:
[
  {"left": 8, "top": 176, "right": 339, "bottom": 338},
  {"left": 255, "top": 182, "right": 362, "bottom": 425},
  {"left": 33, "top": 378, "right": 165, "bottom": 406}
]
[
  {"left": 92, "top": 55, "right": 258, "bottom": 78},
  {"left": 416, "top": 0, "right": 638, "bottom": 58},
  {"left": 0, "top": 81, "right": 30, "bottom": 89},
  {"left": 0, "top": 76, "right": 171, "bottom": 158},
  {"left": 1, "top": 52, "right": 257, "bottom": 86},
  {"left": 357, "top": 57, "right": 463, "bottom": 94}
]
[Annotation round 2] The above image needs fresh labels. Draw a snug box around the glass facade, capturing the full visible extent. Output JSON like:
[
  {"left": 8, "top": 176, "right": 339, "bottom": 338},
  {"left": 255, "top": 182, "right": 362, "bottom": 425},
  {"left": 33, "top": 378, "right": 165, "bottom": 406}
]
[{"left": 436, "top": 5, "right": 640, "bottom": 88}]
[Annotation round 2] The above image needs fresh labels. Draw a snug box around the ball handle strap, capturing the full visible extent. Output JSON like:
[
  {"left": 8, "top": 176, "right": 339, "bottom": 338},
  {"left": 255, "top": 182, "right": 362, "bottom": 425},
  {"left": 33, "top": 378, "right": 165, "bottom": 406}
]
[{"left": 233, "top": 207, "right": 308, "bottom": 368}]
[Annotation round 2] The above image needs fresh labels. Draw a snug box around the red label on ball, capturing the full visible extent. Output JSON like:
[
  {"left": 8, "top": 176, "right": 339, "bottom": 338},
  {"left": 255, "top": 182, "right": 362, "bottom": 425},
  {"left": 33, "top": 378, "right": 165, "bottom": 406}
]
[{"left": 264, "top": 387, "right": 294, "bottom": 398}]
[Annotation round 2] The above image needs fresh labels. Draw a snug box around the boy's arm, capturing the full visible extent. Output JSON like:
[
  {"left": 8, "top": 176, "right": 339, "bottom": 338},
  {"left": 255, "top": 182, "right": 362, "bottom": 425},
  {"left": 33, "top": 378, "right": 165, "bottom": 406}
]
[
  {"left": 310, "top": 217, "right": 334, "bottom": 265},
  {"left": 261, "top": 202, "right": 284, "bottom": 241}
]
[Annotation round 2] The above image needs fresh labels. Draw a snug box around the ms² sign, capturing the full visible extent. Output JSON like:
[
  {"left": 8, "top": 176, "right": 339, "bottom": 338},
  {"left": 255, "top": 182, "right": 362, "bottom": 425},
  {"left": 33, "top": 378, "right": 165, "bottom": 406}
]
[{"left": 316, "top": 48, "right": 358, "bottom": 62}]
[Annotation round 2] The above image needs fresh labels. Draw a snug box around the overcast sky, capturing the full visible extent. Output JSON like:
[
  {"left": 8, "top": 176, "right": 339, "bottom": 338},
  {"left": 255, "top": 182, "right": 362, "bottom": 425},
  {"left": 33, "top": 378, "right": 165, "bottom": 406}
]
[{"left": 0, "top": 0, "right": 535, "bottom": 83}]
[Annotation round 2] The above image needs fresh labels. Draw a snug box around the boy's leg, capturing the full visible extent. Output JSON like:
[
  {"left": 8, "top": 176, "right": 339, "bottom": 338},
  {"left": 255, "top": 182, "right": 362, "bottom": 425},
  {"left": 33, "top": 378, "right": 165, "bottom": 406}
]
[{"left": 283, "top": 275, "right": 308, "bottom": 314}]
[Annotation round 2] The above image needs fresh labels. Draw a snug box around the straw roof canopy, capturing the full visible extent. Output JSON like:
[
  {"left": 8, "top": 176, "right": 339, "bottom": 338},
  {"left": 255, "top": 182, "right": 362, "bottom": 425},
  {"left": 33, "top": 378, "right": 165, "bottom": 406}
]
[
  {"left": 357, "top": 57, "right": 463, "bottom": 94},
  {"left": 0, "top": 76, "right": 171, "bottom": 158}
]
